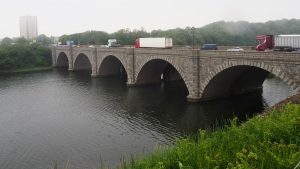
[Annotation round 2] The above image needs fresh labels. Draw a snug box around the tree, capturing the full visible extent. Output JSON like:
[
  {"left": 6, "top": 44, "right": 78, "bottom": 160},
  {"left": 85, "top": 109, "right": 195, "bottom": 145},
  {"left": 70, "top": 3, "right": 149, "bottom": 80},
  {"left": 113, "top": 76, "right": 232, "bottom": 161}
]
[
  {"left": 0, "top": 37, "right": 13, "bottom": 46},
  {"left": 37, "top": 34, "right": 53, "bottom": 46},
  {"left": 57, "top": 19, "right": 300, "bottom": 46},
  {"left": 0, "top": 43, "right": 52, "bottom": 71},
  {"left": 15, "top": 37, "right": 29, "bottom": 45}
]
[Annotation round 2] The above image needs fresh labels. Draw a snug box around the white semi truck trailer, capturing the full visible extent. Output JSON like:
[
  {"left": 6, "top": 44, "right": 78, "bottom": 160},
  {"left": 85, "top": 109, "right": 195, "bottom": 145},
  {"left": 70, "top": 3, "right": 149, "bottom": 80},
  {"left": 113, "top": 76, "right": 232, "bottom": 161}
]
[{"left": 135, "top": 37, "right": 173, "bottom": 48}]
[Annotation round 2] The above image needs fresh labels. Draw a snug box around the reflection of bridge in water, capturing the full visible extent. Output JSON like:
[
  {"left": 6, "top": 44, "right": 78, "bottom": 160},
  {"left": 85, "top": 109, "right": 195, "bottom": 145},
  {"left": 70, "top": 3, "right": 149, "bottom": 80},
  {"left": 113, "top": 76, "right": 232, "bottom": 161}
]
[{"left": 52, "top": 46, "right": 300, "bottom": 102}]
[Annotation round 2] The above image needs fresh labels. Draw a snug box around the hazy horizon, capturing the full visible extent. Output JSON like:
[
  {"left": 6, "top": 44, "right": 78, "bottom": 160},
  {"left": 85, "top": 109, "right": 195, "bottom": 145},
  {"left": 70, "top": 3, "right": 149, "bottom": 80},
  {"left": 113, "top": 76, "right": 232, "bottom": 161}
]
[{"left": 1, "top": 0, "right": 299, "bottom": 38}]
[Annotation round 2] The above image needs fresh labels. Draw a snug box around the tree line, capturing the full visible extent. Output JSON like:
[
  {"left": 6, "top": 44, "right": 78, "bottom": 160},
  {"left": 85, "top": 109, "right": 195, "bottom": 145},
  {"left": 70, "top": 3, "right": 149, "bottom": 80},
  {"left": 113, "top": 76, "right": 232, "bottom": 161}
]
[
  {"left": 0, "top": 19, "right": 299, "bottom": 71},
  {"left": 0, "top": 37, "right": 52, "bottom": 71},
  {"left": 59, "top": 19, "right": 300, "bottom": 46}
]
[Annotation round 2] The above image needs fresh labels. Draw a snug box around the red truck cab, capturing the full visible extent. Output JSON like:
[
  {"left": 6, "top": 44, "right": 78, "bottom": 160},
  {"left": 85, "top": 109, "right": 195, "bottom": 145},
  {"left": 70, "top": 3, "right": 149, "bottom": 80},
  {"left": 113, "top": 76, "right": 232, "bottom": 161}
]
[
  {"left": 256, "top": 35, "right": 274, "bottom": 51},
  {"left": 135, "top": 39, "right": 140, "bottom": 48}
]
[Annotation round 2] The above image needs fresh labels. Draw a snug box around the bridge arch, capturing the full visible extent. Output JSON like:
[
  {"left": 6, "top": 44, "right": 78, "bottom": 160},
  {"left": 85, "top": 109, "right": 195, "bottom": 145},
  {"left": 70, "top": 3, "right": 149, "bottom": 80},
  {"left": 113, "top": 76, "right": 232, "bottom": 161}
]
[
  {"left": 200, "top": 60, "right": 297, "bottom": 101},
  {"left": 56, "top": 52, "right": 69, "bottom": 68},
  {"left": 136, "top": 58, "right": 189, "bottom": 94},
  {"left": 73, "top": 53, "right": 92, "bottom": 72},
  {"left": 98, "top": 55, "right": 128, "bottom": 82}
]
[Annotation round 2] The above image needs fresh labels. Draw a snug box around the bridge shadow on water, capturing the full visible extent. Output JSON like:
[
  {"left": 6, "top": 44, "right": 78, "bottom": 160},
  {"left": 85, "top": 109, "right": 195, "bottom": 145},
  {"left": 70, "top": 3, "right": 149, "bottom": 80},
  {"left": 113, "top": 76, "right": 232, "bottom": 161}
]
[
  {"left": 54, "top": 68, "right": 296, "bottom": 135},
  {"left": 60, "top": 69, "right": 271, "bottom": 135}
]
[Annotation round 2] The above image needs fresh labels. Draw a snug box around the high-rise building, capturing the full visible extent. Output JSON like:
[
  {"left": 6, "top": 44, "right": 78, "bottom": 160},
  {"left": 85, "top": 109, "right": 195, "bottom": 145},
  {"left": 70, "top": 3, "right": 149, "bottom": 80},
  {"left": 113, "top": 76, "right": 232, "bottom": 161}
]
[{"left": 19, "top": 15, "right": 38, "bottom": 39}]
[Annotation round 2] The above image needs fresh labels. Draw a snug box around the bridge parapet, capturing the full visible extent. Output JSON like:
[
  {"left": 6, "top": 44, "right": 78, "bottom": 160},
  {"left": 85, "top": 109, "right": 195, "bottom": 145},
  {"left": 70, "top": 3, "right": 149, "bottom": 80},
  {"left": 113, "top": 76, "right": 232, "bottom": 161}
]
[
  {"left": 134, "top": 48, "right": 196, "bottom": 57},
  {"left": 200, "top": 50, "right": 300, "bottom": 62},
  {"left": 55, "top": 46, "right": 70, "bottom": 50},
  {"left": 73, "top": 47, "right": 93, "bottom": 52},
  {"left": 97, "top": 47, "right": 134, "bottom": 54}
]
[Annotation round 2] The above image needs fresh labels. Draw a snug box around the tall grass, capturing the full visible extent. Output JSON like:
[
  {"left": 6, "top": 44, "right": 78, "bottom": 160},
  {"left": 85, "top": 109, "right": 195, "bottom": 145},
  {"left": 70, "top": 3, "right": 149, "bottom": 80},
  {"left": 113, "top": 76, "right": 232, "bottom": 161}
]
[{"left": 119, "top": 103, "right": 300, "bottom": 169}]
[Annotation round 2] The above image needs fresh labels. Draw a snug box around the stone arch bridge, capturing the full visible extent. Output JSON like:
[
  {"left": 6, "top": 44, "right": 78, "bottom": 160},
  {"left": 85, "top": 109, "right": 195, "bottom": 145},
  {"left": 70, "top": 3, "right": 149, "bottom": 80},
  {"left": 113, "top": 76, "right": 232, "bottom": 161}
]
[{"left": 52, "top": 46, "right": 300, "bottom": 102}]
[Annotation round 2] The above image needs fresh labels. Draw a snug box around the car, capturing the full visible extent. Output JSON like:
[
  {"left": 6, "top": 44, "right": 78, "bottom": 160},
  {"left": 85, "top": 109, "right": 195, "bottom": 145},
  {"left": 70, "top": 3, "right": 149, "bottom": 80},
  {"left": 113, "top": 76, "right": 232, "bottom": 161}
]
[
  {"left": 227, "top": 47, "right": 244, "bottom": 52},
  {"left": 201, "top": 44, "right": 218, "bottom": 50},
  {"left": 183, "top": 45, "right": 192, "bottom": 49},
  {"left": 292, "top": 49, "right": 300, "bottom": 53}
]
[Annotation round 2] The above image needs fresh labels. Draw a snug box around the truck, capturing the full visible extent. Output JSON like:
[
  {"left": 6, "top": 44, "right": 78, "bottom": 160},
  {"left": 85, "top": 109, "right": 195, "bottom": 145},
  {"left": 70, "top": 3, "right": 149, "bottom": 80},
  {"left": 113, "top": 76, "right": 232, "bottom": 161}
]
[
  {"left": 66, "top": 40, "right": 74, "bottom": 46},
  {"left": 256, "top": 34, "right": 300, "bottom": 52},
  {"left": 201, "top": 44, "right": 218, "bottom": 50},
  {"left": 107, "top": 39, "right": 121, "bottom": 48},
  {"left": 135, "top": 37, "right": 172, "bottom": 48}
]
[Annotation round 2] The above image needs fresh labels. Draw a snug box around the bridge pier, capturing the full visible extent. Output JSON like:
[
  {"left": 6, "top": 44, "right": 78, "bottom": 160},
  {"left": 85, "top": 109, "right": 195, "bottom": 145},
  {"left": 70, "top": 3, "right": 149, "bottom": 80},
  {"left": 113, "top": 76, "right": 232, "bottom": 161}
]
[
  {"left": 126, "top": 81, "right": 136, "bottom": 87},
  {"left": 68, "top": 64, "right": 74, "bottom": 71},
  {"left": 91, "top": 64, "right": 98, "bottom": 77},
  {"left": 126, "top": 73, "right": 136, "bottom": 86},
  {"left": 51, "top": 47, "right": 57, "bottom": 67},
  {"left": 68, "top": 47, "right": 74, "bottom": 71},
  {"left": 187, "top": 95, "right": 201, "bottom": 102},
  {"left": 91, "top": 73, "right": 99, "bottom": 77},
  {"left": 91, "top": 47, "right": 98, "bottom": 77}
]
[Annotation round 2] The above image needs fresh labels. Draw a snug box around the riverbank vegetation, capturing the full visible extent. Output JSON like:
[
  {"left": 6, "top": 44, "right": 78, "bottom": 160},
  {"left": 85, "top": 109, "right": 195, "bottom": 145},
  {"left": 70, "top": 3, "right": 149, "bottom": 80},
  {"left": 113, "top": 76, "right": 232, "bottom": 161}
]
[
  {"left": 116, "top": 94, "right": 300, "bottom": 169},
  {"left": 48, "top": 94, "right": 300, "bottom": 169},
  {"left": 0, "top": 37, "right": 52, "bottom": 73},
  {"left": 59, "top": 19, "right": 300, "bottom": 46}
]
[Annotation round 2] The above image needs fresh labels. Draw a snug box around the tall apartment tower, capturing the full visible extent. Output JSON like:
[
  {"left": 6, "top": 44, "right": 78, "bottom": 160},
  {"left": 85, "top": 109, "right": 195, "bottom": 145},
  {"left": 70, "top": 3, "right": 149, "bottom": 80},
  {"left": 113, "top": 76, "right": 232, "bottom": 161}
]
[{"left": 19, "top": 15, "right": 38, "bottom": 39}]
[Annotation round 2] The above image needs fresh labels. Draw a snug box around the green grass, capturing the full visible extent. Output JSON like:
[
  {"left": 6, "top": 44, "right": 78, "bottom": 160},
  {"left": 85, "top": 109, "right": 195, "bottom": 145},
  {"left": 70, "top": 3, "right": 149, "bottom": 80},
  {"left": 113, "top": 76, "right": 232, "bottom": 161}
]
[
  {"left": 0, "top": 66, "right": 52, "bottom": 74},
  {"left": 118, "top": 103, "right": 300, "bottom": 169}
]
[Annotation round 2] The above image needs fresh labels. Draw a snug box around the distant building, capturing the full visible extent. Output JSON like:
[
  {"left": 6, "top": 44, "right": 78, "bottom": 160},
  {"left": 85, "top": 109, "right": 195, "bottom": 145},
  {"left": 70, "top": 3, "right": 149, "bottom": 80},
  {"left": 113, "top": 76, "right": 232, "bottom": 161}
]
[{"left": 19, "top": 15, "right": 38, "bottom": 39}]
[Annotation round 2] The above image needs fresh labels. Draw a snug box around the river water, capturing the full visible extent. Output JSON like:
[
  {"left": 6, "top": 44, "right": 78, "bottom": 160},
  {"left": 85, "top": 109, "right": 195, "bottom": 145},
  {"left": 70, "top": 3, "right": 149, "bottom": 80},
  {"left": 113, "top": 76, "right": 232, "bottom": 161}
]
[{"left": 0, "top": 69, "right": 296, "bottom": 169}]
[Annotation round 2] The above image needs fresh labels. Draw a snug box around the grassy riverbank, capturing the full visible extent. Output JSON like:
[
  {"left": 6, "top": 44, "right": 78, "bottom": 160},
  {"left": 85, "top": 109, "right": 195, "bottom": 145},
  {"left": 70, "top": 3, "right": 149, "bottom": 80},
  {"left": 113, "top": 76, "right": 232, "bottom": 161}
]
[
  {"left": 118, "top": 94, "right": 300, "bottom": 169},
  {"left": 0, "top": 66, "right": 52, "bottom": 74}
]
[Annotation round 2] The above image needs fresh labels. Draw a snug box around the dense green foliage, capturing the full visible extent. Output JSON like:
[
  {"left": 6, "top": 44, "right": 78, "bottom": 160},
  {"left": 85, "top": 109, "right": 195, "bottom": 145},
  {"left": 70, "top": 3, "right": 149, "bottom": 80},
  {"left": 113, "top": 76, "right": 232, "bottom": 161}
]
[
  {"left": 119, "top": 103, "right": 300, "bottom": 169},
  {"left": 0, "top": 38, "right": 52, "bottom": 71},
  {"left": 59, "top": 19, "right": 300, "bottom": 46},
  {"left": 36, "top": 34, "right": 55, "bottom": 46}
]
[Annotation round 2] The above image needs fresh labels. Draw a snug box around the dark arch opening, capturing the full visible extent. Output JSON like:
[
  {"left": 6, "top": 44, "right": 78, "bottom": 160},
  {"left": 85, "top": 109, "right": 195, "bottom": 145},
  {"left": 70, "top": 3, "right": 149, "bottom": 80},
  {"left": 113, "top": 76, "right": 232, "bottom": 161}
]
[
  {"left": 98, "top": 55, "right": 128, "bottom": 82},
  {"left": 74, "top": 54, "right": 92, "bottom": 73},
  {"left": 136, "top": 59, "right": 188, "bottom": 95},
  {"left": 201, "top": 65, "right": 294, "bottom": 101},
  {"left": 56, "top": 52, "right": 69, "bottom": 69}
]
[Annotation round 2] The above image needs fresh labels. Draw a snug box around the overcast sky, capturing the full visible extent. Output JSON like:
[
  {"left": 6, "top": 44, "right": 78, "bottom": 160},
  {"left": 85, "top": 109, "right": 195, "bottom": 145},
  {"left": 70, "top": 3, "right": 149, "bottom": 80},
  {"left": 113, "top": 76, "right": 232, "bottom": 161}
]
[{"left": 0, "top": 0, "right": 299, "bottom": 38}]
